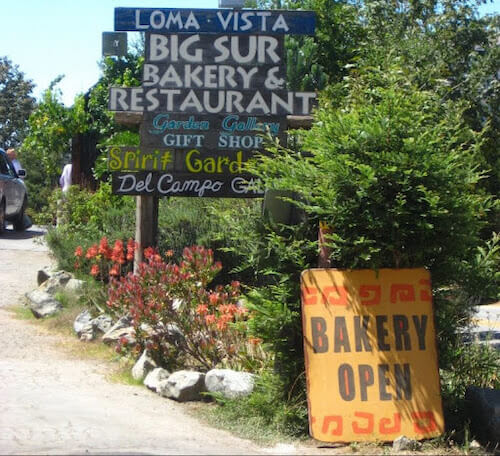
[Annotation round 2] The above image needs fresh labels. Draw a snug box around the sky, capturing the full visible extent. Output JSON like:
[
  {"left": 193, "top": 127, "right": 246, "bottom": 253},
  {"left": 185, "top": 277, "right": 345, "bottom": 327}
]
[{"left": 2, "top": 0, "right": 499, "bottom": 107}]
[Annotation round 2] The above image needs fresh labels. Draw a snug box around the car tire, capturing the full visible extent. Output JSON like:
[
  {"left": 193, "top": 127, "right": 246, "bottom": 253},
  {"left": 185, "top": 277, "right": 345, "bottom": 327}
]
[
  {"left": 13, "top": 197, "right": 27, "bottom": 232},
  {"left": 0, "top": 199, "right": 5, "bottom": 234}
]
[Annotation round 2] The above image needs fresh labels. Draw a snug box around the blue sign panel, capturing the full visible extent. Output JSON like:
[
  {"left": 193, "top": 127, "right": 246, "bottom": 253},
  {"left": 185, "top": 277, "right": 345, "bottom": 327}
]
[{"left": 114, "top": 8, "right": 316, "bottom": 35}]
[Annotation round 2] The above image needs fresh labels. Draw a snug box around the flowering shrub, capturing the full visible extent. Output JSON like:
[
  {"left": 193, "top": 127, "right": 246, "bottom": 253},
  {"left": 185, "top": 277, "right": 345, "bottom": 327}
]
[
  {"left": 107, "top": 245, "right": 266, "bottom": 371},
  {"left": 74, "top": 236, "right": 137, "bottom": 282}
]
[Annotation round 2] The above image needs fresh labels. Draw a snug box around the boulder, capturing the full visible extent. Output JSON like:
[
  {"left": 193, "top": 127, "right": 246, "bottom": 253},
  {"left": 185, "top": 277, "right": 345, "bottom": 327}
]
[
  {"left": 92, "top": 314, "right": 113, "bottom": 334},
  {"left": 205, "top": 369, "right": 255, "bottom": 399},
  {"left": 26, "top": 290, "right": 62, "bottom": 318},
  {"left": 74, "top": 309, "right": 92, "bottom": 333},
  {"left": 38, "top": 271, "right": 73, "bottom": 295},
  {"left": 73, "top": 309, "right": 95, "bottom": 341},
  {"left": 102, "top": 315, "right": 135, "bottom": 345},
  {"left": 466, "top": 386, "right": 500, "bottom": 445},
  {"left": 74, "top": 311, "right": 114, "bottom": 342},
  {"left": 144, "top": 368, "right": 170, "bottom": 392},
  {"left": 79, "top": 327, "right": 96, "bottom": 342},
  {"left": 37, "top": 267, "right": 54, "bottom": 286},
  {"left": 157, "top": 370, "right": 206, "bottom": 402},
  {"left": 131, "top": 350, "right": 157, "bottom": 380},
  {"left": 392, "top": 435, "right": 421, "bottom": 452}
]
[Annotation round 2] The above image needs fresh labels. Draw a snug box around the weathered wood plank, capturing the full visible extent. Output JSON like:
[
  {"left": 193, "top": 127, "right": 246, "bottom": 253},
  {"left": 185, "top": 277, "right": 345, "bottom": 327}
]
[{"left": 115, "top": 8, "right": 316, "bottom": 35}]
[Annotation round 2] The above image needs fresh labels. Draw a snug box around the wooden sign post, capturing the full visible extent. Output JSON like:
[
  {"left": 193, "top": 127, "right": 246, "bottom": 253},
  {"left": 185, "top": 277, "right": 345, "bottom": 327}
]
[
  {"left": 108, "top": 6, "right": 317, "bottom": 270},
  {"left": 134, "top": 195, "right": 158, "bottom": 271}
]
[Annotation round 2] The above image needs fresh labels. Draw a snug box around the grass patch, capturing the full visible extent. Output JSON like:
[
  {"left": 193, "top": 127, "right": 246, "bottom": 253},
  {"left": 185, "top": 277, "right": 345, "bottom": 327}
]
[
  {"left": 107, "top": 360, "right": 144, "bottom": 386},
  {"left": 196, "top": 402, "right": 298, "bottom": 446},
  {"left": 192, "top": 372, "right": 310, "bottom": 446},
  {"left": 10, "top": 303, "right": 36, "bottom": 320}
]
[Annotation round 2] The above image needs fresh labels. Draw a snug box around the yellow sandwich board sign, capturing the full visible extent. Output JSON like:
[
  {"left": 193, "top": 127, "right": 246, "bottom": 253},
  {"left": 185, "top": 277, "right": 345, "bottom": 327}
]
[{"left": 301, "top": 268, "right": 444, "bottom": 443}]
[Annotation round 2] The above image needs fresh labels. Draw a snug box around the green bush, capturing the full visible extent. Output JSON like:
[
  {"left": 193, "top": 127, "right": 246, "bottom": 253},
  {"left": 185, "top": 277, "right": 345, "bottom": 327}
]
[
  {"left": 245, "top": 63, "right": 498, "bottom": 431},
  {"left": 44, "top": 182, "right": 135, "bottom": 271},
  {"left": 157, "top": 198, "right": 265, "bottom": 284}
]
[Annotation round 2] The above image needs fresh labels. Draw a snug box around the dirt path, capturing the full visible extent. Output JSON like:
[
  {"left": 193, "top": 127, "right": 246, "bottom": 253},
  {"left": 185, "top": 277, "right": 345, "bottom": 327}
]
[{"left": 0, "top": 227, "right": 289, "bottom": 455}]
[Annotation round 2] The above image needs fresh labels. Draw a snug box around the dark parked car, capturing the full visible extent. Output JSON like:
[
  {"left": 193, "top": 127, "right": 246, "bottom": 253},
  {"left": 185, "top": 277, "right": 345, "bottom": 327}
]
[{"left": 0, "top": 148, "right": 28, "bottom": 232}]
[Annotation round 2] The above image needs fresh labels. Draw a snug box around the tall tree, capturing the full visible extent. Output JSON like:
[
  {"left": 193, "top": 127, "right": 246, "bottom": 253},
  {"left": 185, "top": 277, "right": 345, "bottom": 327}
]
[
  {"left": 356, "top": 0, "right": 499, "bottom": 229},
  {"left": 0, "top": 57, "right": 35, "bottom": 148},
  {"left": 20, "top": 78, "right": 88, "bottom": 212}
]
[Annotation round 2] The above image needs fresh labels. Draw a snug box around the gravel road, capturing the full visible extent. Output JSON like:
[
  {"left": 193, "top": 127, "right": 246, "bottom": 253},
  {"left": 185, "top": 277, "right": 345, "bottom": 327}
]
[{"left": 0, "top": 226, "right": 299, "bottom": 455}]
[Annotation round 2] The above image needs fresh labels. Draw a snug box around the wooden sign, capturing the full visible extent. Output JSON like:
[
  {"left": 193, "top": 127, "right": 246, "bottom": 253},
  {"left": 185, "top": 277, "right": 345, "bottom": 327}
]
[
  {"left": 301, "top": 268, "right": 444, "bottom": 443},
  {"left": 108, "top": 145, "right": 262, "bottom": 173},
  {"left": 112, "top": 171, "right": 263, "bottom": 198},
  {"left": 109, "top": 7, "right": 316, "bottom": 200},
  {"left": 140, "top": 113, "right": 286, "bottom": 151},
  {"left": 144, "top": 33, "right": 285, "bottom": 66},
  {"left": 102, "top": 32, "right": 127, "bottom": 56},
  {"left": 143, "top": 62, "right": 286, "bottom": 91},
  {"left": 109, "top": 87, "right": 316, "bottom": 115},
  {"left": 115, "top": 8, "right": 316, "bottom": 35}
]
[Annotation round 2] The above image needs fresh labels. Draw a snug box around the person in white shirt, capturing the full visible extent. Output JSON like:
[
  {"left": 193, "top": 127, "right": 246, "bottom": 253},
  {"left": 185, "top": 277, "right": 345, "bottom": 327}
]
[
  {"left": 59, "top": 163, "right": 72, "bottom": 192},
  {"left": 6, "top": 148, "right": 22, "bottom": 175}
]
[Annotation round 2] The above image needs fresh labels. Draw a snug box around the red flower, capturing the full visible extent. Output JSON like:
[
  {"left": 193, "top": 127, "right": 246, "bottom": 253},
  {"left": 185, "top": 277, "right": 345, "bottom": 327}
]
[
  {"left": 126, "top": 238, "right": 137, "bottom": 261},
  {"left": 86, "top": 244, "right": 98, "bottom": 259},
  {"left": 90, "top": 264, "right": 100, "bottom": 277},
  {"left": 205, "top": 314, "right": 216, "bottom": 325},
  {"left": 219, "top": 304, "right": 238, "bottom": 315},
  {"left": 74, "top": 246, "right": 83, "bottom": 257},
  {"left": 99, "top": 237, "right": 110, "bottom": 257},
  {"left": 112, "top": 240, "right": 124, "bottom": 258},
  {"left": 119, "top": 336, "right": 129, "bottom": 345},
  {"left": 216, "top": 319, "right": 228, "bottom": 331},
  {"left": 196, "top": 304, "right": 209, "bottom": 315},
  {"left": 165, "top": 249, "right": 174, "bottom": 257},
  {"left": 109, "top": 265, "right": 119, "bottom": 276},
  {"left": 248, "top": 337, "right": 263, "bottom": 346},
  {"left": 208, "top": 293, "right": 218, "bottom": 305},
  {"left": 111, "top": 240, "right": 125, "bottom": 264},
  {"left": 144, "top": 247, "right": 155, "bottom": 259}
]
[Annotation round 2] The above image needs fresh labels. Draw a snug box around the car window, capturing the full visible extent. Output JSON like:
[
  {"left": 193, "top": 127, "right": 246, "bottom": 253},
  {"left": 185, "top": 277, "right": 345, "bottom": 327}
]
[
  {"left": 0, "top": 155, "right": 10, "bottom": 175},
  {"left": 0, "top": 154, "right": 16, "bottom": 177}
]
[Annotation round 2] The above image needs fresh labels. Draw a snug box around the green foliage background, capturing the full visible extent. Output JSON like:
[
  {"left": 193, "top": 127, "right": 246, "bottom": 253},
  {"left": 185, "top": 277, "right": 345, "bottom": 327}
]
[{"left": 0, "top": 56, "right": 35, "bottom": 148}]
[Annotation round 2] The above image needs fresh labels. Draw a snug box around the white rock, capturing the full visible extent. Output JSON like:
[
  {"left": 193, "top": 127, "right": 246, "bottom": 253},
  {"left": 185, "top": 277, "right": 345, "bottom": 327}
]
[
  {"left": 158, "top": 370, "right": 205, "bottom": 402},
  {"left": 393, "top": 435, "right": 421, "bottom": 452},
  {"left": 102, "top": 315, "right": 135, "bottom": 345},
  {"left": 38, "top": 271, "right": 72, "bottom": 295},
  {"left": 26, "top": 290, "right": 62, "bottom": 318},
  {"left": 131, "top": 350, "right": 157, "bottom": 380},
  {"left": 144, "top": 368, "right": 170, "bottom": 391},
  {"left": 92, "top": 314, "right": 113, "bottom": 333},
  {"left": 37, "top": 267, "right": 55, "bottom": 286},
  {"left": 73, "top": 309, "right": 92, "bottom": 335},
  {"left": 205, "top": 369, "right": 255, "bottom": 399}
]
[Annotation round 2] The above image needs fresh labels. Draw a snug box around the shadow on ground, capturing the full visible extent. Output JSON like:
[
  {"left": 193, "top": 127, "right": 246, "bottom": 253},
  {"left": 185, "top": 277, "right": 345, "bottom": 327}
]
[{"left": 1, "top": 225, "right": 46, "bottom": 241}]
